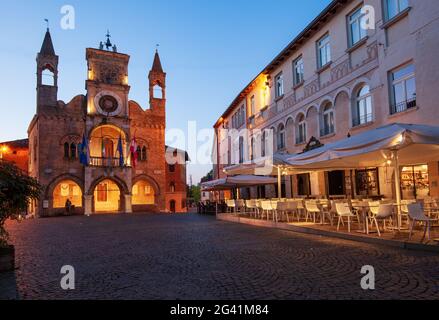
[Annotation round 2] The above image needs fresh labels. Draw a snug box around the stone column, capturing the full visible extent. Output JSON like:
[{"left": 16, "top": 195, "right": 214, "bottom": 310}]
[
  {"left": 124, "top": 195, "right": 133, "bottom": 213},
  {"left": 84, "top": 195, "right": 93, "bottom": 216}
]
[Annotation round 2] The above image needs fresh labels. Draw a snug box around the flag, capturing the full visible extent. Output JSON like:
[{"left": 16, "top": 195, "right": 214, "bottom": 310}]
[
  {"left": 130, "top": 135, "right": 138, "bottom": 168},
  {"left": 117, "top": 135, "right": 124, "bottom": 167},
  {"left": 79, "top": 134, "right": 89, "bottom": 166}
]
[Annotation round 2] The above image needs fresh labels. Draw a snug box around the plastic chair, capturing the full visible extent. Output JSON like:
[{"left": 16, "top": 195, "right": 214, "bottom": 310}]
[
  {"left": 408, "top": 203, "right": 438, "bottom": 241},
  {"left": 369, "top": 203, "right": 394, "bottom": 237},
  {"left": 336, "top": 203, "right": 356, "bottom": 233}
]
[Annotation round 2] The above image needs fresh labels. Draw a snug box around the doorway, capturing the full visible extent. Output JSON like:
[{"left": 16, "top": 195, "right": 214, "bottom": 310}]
[
  {"left": 297, "top": 174, "right": 311, "bottom": 196},
  {"left": 401, "top": 165, "right": 430, "bottom": 200},
  {"left": 94, "top": 179, "right": 121, "bottom": 213},
  {"left": 170, "top": 200, "right": 176, "bottom": 213},
  {"left": 327, "top": 171, "right": 345, "bottom": 196}
]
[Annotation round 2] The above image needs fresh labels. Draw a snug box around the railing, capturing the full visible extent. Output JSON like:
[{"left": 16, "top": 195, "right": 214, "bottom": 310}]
[
  {"left": 320, "top": 125, "right": 335, "bottom": 137},
  {"left": 390, "top": 98, "right": 417, "bottom": 115},
  {"left": 89, "top": 157, "right": 127, "bottom": 168},
  {"left": 352, "top": 113, "right": 373, "bottom": 127}
]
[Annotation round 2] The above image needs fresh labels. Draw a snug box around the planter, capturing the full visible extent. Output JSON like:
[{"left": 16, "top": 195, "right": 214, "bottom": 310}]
[{"left": 0, "top": 245, "right": 15, "bottom": 273}]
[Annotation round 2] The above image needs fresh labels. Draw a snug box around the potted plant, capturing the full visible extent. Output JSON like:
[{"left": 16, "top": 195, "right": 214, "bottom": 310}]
[{"left": 0, "top": 161, "right": 41, "bottom": 272}]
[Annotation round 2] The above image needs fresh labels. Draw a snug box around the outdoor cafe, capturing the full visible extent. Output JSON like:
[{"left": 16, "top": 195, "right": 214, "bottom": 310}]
[{"left": 202, "top": 124, "right": 439, "bottom": 243}]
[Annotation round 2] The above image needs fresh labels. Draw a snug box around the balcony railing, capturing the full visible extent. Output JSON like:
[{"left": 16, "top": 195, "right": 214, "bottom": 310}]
[
  {"left": 320, "top": 125, "right": 335, "bottom": 137},
  {"left": 352, "top": 113, "right": 373, "bottom": 127},
  {"left": 89, "top": 157, "right": 127, "bottom": 168},
  {"left": 390, "top": 98, "right": 417, "bottom": 115}
]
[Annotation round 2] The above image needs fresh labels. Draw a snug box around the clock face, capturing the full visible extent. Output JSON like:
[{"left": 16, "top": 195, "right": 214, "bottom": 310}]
[{"left": 99, "top": 95, "right": 118, "bottom": 113}]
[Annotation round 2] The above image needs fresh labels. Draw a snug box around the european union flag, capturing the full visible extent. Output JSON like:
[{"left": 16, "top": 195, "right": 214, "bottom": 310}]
[{"left": 79, "top": 134, "right": 89, "bottom": 166}]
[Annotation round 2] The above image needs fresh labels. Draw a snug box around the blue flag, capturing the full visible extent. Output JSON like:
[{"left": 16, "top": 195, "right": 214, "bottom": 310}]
[
  {"left": 79, "top": 134, "right": 89, "bottom": 166},
  {"left": 117, "top": 135, "right": 124, "bottom": 167}
]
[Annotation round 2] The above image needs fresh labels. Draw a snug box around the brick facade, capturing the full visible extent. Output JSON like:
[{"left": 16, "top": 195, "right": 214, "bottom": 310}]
[{"left": 22, "top": 30, "right": 188, "bottom": 217}]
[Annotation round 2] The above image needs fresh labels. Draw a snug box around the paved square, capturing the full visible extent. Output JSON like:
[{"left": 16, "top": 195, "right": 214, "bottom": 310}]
[{"left": 3, "top": 213, "right": 439, "bottom": 300}]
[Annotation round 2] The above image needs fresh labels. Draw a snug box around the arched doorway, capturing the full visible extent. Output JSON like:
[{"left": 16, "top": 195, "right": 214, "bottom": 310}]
[
  {"left": 53, "top": 180, "right": 83, "bottom": 208},
  {"left": 93, "top": 179, "right": 121, "bottom": 213},
  {"left": 132, "top": 180, "right": 156, "bottom": 205}
]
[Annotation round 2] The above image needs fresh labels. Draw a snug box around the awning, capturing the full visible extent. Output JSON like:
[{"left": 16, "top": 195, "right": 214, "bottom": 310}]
[
  {"left": 284, "top": 123, "right": 439, "bottom": 170},
  {"left": 201, "top": 175, "right": 277, "bottom": 191}
]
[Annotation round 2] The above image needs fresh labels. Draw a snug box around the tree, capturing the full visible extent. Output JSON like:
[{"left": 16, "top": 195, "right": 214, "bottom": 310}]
[
  {"left": 187, "top": 185, "right": 201, "bottom": 203},
  {"left": 0, "top": 161, "right": 41, "bottom": 247}
]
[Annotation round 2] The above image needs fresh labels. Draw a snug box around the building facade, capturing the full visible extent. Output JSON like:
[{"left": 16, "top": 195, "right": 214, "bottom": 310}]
[
  {"left": 213, "top": 0, "right": 439, "bottom": 201},
  {"left": 24, "top": 29, "right": 188, "bottom": 216}
]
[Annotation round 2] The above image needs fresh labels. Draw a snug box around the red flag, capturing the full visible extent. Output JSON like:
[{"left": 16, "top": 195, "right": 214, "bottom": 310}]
[{"left": 130, "top": 135, "right": 138, "bottom": 168}]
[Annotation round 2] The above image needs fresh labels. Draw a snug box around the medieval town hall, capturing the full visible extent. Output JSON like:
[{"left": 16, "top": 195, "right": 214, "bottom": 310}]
[{"left": 23, "top": 29, "right": 188, "bottom": 216}]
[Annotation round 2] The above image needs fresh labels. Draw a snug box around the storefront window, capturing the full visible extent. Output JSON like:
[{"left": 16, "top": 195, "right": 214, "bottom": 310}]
[
  {"left": 401, "top": 165, "right": 429, "bottom": 200},
  {"left": 355, "top": 168, "right": 380, "bottom": 197}
]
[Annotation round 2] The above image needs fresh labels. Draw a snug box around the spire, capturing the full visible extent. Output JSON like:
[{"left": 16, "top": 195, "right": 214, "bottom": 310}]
[
  {"left": 151, "top": 49, "right": 164, "bottom": 73},
  {"left": 40, "top": 28, "right": 56, "bottom": 56}
]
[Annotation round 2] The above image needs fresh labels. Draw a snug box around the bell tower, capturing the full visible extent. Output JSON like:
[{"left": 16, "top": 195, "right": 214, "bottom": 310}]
[
  {"left": 148, "top": 50, "right": 166, "bottom": 113},
  {"left": 36, "top": 28, "right": 58, "bottom": 110}
]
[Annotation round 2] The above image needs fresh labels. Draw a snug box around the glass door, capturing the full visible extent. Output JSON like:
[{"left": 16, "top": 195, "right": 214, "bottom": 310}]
[{"left": 401, "top": 165, "right": 429, "bottom": 200}]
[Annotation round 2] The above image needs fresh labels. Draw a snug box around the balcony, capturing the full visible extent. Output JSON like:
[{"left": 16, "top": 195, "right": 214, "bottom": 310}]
[
  {"left": 89, "top": 157, "right": 128, "bottom": 168},
  {"left": 390, "top": 98, "right": 417, "bottom": 115}
]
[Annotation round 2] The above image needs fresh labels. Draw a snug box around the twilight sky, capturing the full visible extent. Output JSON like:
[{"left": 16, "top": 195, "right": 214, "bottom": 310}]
[{"left": 0, "top": 0, "right": 331, "bottom": 184}]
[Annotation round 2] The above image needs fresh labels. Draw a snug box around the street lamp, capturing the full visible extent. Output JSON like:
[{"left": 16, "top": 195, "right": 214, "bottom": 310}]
[{"left": 0, "top": 145, "right": 9, "bottom": 159}]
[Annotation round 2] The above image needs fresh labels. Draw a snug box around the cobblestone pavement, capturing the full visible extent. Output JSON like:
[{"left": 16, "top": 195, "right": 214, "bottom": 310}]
[{"left": 2, "top": 213, "right": 439, "bottom": 300}]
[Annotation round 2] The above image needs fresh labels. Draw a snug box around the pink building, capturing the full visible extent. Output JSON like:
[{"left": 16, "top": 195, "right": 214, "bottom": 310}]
[{"left": 213, "top": 0, "right": 439, "bottom": 201}]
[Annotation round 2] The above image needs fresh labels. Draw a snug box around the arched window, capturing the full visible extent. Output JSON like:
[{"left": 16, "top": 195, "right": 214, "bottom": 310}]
[
  {"left": 296, "top": 114, "right": 306, "bottom": 144},
  {"left": 277, "top": 124, "right": 285, "bottom": 150},
  {"left": 321, "top": 102, "right": 335, "bottom": 136},
  {"left": 70, "top": 143, "right": 77, "bottom": 159},
  {"left": 238, "top": 136, "right": 244, "bottom": 164},
  {"left": 153, "top": 84, "right": 163, "bottom": 99},
  {"left": 136, "top": 146, "right": 141, "bottom": 160},
  {"left": 169, "top": 164, "right": 176, "bottom": 172},
  {"left": 141, "top": 146, "right": 147, "bottom": 162},
  {"left": 42, "top": 65, "right": 55, "bottom": 86},
  {"left": 354, "top": 84, "right": 373, "bottom": 126},
  {"left": 64, "top": 142, "right": 70, "bottom": 158},
  {"left": 170, "top": 182, "right": 176, "bottom": 193}
]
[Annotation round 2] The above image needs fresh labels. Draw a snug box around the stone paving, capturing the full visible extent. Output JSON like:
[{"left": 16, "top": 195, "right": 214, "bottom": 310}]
[{"left": 1, "top": 213, "right": 439, "bottom": 300}]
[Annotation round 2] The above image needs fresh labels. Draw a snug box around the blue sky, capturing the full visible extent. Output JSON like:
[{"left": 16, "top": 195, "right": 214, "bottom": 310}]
[{"left": 0, "top": 0, "right": 331, "bottom": 183}]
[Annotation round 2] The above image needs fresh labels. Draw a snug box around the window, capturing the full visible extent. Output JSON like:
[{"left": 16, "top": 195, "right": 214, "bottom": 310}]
[
  {"left": 70, "top": 143, "right": 77, "bottom": 159},
  {"left": 238, "top": 136, "right": 244, "bottom": 164},
  {"left": 354, "top": 85, "right": 373, "bottom": 126},
  {"left": 250, "top": 137, "right": 256, "bottom": 160},
  {"left": 169, "top": 164, "right": 176, "bottom": 172},
  {"left": 321, "top": 103, "right": 335, "bottom": 136},
  {"left": 64, "top": 142, "right": 70, "bottom": 158},
  {"left": 296, "top": 114, "right": 306, "bottom": 144},
  {"left": 261, "top": 132, "right": 266, "bottom": 157},
  {"left": 277, "top": 124, "right": 285, "bottom": 150},
  {"left": 348, "top": 7, "right": 368, "bottom": 47},
  {"left": 250, "top": 95, "right": 256, "bottom": 116},
  {"left": 275, "top": 73, "right": 284, "bottom": 98},
  {"left": 390, "top": 63, "right": 416, "bottom": 114},
  {"left": 385, "top": 0, "right": 409, "bottom": 21},
  {"left": 170, "top": 183, "right": 176, "bottom": 193},
  {"left": 317, "top": 34, "right": 331, "bottom": 68},
  {"left": 141, "top": 146, "right": 147, "bottom": 161},
  {"left": 293, "top": 56, "right": 304, "bottom": 86}
]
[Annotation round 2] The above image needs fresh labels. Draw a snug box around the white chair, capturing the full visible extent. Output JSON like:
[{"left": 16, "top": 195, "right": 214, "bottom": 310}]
[
  {"left": 369, "top": 203, "right": 394, "bottom": 237},
  {"left": 408, "top": 203, "right": 438, "bottom": 242},
  {"left": 305, "top": 201, "right": 322, "bottom": 224},
  {"left": 226, "top": 200, "right": 236, "bottom": 213},
  {"left": 270, "top": 200, "right": 279, "bottom": 222},
  {"left": 336, "top": 203, "right": 357, "bottom": 233},
  {"left": 245, "top": 200, "right": 257, "bottom": 218},
  {"left": 235, "top": 199, "right": 245, "bottom": 214},
  {"left": 261, "top": 200, "right": 274, "bottom": 221}
]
